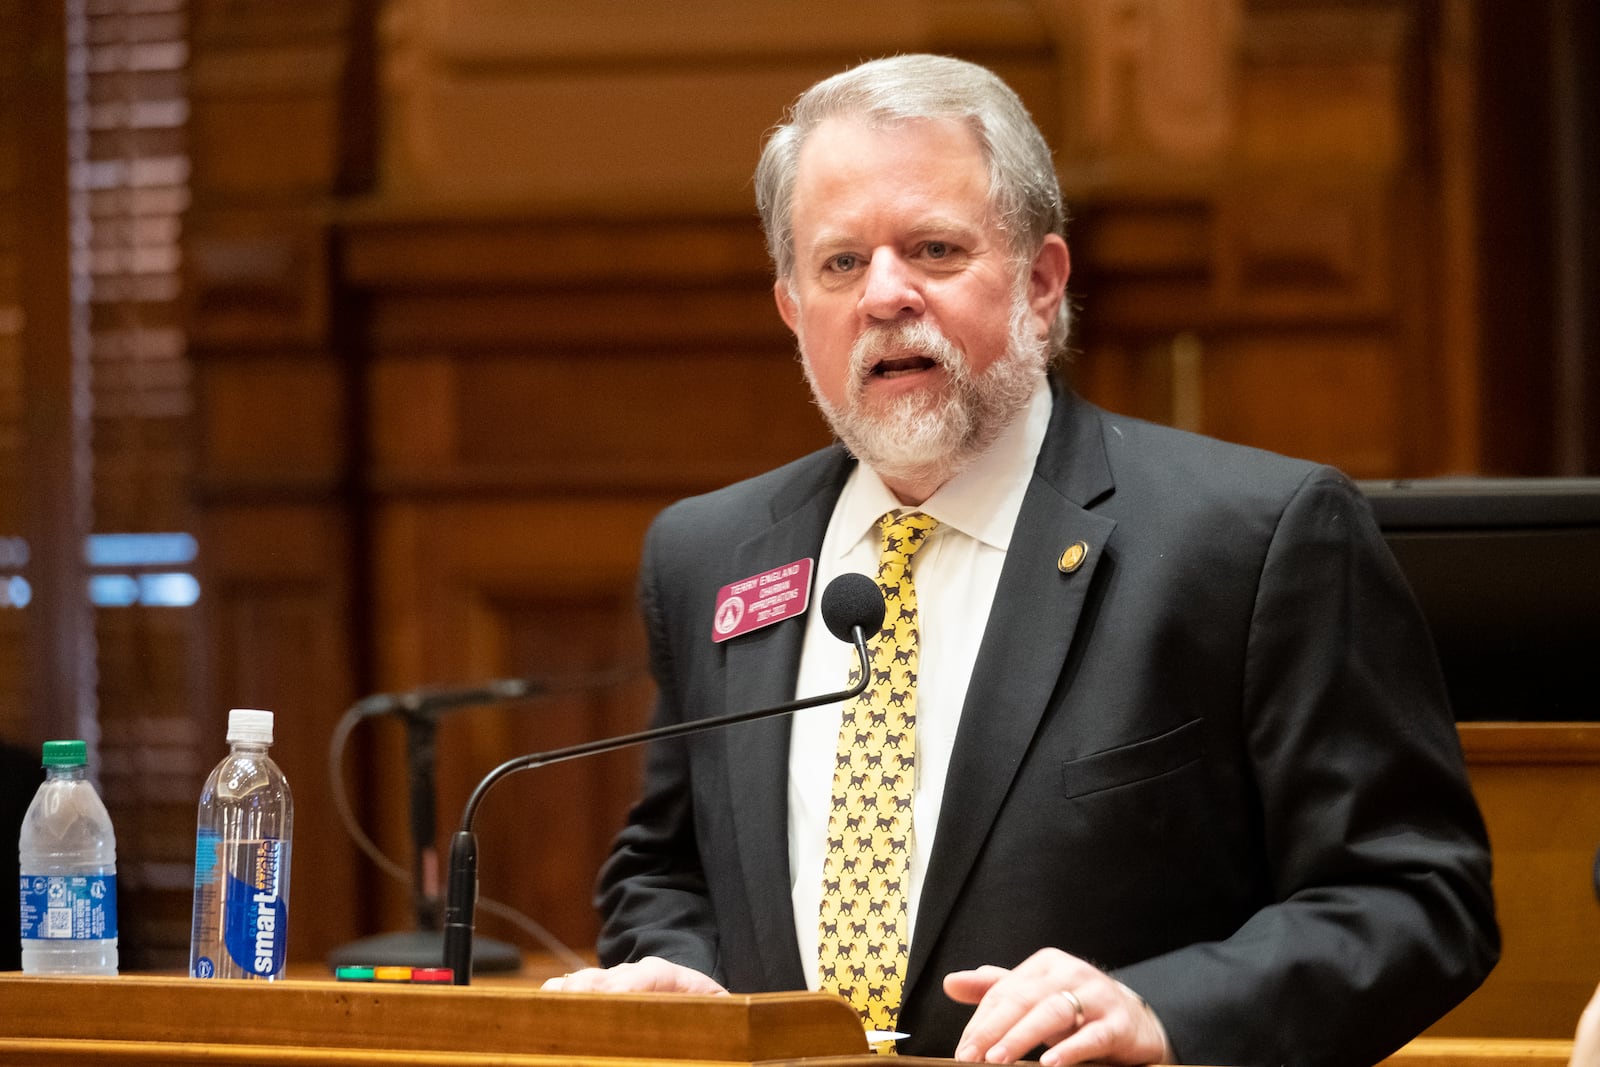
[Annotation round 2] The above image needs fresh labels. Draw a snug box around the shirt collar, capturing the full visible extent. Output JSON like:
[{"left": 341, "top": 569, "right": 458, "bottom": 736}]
[{"left": 831, "top": 375, "right": 1052, "bottom": 556}]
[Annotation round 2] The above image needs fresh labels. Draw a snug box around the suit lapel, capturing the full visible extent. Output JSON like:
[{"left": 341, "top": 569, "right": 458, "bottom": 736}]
[
  {"left": 906, "top": 388, "right": 1118, "bottom": 999},
  {"left": 721, "top": 450, "right": 852, "bottom": 990}
]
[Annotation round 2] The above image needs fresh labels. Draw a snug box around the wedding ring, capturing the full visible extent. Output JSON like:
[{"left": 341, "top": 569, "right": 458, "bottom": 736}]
[{"left": 1058, "top": 988, "right": 1085, "bottom": 1031}]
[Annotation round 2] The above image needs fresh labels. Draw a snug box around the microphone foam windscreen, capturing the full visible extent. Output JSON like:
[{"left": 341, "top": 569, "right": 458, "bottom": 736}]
[{"left": 821, "top": 572, "right": 886, "bottom": 642}]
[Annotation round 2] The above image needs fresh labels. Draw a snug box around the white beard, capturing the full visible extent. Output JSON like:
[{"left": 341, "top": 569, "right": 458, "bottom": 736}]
[{"left": 799, "top": 288, "right": 1050, "bottom": 493}]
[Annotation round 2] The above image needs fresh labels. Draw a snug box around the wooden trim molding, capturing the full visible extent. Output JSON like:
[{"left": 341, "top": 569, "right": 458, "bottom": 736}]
[{"left": 1459, "top": 723, "right": 1600, "bottom": 763}]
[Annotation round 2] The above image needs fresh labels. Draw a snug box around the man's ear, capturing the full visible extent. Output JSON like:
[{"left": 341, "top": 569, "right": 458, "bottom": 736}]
[
  {"left": 1026, "top": 234, "right": 1071, "bottom": 336},
  {"left": 774, "top": 278, "right": 800, "bottom": 334}
]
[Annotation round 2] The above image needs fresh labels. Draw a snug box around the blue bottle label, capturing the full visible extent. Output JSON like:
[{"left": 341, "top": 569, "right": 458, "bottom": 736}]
[
  {"left": 18, "top": 873, "right": 118, "bottom": 940},
  {"left": 219, "top": 837, "right": 289, "bottom": 977}
]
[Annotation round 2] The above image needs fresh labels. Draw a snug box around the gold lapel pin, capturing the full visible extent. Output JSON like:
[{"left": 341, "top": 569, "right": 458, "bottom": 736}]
[{"left": 1058, "top": 540, "right": 1089, "bottom": 574}]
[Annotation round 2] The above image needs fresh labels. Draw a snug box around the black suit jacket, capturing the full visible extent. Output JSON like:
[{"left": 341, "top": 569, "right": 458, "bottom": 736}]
[{"left": 597, "top": 387, "right": 1497, "bottom": 1067}]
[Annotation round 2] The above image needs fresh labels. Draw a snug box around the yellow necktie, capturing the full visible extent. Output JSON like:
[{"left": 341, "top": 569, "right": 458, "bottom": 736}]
[{"left": 818, "top": 510, "right": 938, "bottom": 1049}]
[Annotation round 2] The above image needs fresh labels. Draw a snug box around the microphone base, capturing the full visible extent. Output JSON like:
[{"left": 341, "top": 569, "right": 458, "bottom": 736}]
[{"left": 326, "top": 928, "right": 522, "bottom": 974}]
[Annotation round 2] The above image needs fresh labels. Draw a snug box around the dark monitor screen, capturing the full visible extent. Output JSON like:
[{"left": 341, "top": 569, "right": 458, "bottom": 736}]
[{"left": 1361, "top": 478, "right": 1600, "bottom": 722}]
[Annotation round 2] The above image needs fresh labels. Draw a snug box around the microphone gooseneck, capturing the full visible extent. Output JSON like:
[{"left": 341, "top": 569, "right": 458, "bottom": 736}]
[
  {"left": 442, "top": 572, "right": 885, "bottom": 984},
  {"left": 351, "top": 678, "right": 538, "bottom": 720}
]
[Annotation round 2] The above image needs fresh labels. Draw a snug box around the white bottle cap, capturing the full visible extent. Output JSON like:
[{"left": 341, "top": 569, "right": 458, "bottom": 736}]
[{"left": 226, "top": 708, "right": 275, "bottom": 744}]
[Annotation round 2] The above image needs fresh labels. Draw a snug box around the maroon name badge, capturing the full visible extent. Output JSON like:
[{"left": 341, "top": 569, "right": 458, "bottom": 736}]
[{"left": 711, "top": 558, "right": 814, "bottom": 643}]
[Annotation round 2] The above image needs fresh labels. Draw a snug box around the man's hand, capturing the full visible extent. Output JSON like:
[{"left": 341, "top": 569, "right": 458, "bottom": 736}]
[
  {"left": 945, "top": 948, "right": 1172, "bottom": 1065},
  {"left": 1573, "top": 981, "right": 1600, "bottom": 1067},
  {"left": 541, "top": 956, "right": 728, "bottom": 995}
]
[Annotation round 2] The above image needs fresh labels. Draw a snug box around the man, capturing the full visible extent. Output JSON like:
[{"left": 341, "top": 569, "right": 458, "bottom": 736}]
[{"left": 550, "top": 55, "right": 1498, "bottom": 1067}]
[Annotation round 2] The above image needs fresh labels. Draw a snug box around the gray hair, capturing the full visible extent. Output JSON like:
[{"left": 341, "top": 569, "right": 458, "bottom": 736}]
[{"left": 754, "top": 54, "right": 1070, "bottom": 352}]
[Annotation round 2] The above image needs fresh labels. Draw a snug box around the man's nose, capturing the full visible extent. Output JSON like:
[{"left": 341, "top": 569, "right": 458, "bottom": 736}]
[{"left": 858, "top": 249, "right": 925, "bottom": 321}]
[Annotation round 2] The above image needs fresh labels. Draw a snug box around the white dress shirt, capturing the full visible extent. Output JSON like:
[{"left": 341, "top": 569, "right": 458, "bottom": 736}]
[{"left": 787, "top": 378, "right": 1053, "bottom": 986}]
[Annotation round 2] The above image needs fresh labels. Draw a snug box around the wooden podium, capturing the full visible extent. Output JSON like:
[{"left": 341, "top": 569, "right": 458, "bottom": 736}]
[
  {"left": 0, "top": 974, "right": 876, "bottom": 1066},
  {"left": 0, "top": 973, "right": 1579, "bottom": 1067}
]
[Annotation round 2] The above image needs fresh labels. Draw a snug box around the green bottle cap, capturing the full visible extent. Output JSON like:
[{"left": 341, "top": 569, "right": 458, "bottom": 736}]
[{"left": 41, "top": 740, "right": 87, "bottom": 767}]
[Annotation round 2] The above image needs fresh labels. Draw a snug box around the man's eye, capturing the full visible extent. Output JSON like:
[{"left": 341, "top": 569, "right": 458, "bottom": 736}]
[
  {"left": 826, "top": 254, "right": 859, "bottom": 272},
  {"left": 925, "top": 242, "right": 950, "bottom": 259}
]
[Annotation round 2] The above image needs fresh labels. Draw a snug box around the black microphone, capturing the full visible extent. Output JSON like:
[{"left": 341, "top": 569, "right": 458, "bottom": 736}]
[
  {"left": 350, "top": 678, "right": 540, "bottom": 720},
  {"left": 441, "top": 572, "right": 886, "bottom": 984},
  {"left": 328, "top": 676, "right": 547, "bottom": 974}
]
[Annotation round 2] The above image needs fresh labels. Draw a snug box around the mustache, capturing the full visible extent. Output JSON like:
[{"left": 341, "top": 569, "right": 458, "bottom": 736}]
[{"left": 848, "top": 320, "right": 967, "bottom": 382}]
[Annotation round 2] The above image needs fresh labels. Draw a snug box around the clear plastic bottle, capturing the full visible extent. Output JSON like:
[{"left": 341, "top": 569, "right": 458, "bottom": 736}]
[
  {"left": 188, "top": 708, "right": 293, "bottom": 980},
  {"left": 18, "top": 739, "right": 119, "bottom": 975}
]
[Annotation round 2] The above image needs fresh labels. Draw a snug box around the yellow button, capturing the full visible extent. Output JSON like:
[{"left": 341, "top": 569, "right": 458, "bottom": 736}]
[{"left": 1058, "top": 541, "right": 1088, "bottom": 573}]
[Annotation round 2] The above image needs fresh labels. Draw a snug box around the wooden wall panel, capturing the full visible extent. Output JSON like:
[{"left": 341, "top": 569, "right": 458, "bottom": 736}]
[
  {"left": 386, "top": 66, "right": 838, "bottom": 209},
  {"left": 1201, "top": 334, "right": 1401, "bottom": 477},
  {"left": 1048, "top": 0, "right": 1239, "bottom": 165},
  {"left": 1069, "top": 173, "right": 1418, "bottom": 477},
  {"left": 1430, "top": 0, "right": 1485, "bottom": 476},
  {"left": 404, "top": 0, "right": 1048, "bottom": 59},
  {"left": 197, "top": 357, "right": 349, "bottom": 490},
  {"left": 189, "top": 93, "right": 343, "bottom": 195},
  {"left": 346, "top": 213, "right": 833, "bottom": 498},
  {"left": 1212, "top": 176, "right": 1396, "bottom": 322},
  {"left": 200, "top": 502, "right": 361, "bottom": 965},
  {"left": 1431, "top": 727, "right": 1600, "bottom": 1040},
  {"left": 369, "top": 498, "right": 665, "bottom": 944},
  {"left": 378, "top": 0, "right": 1056, "bottom": 208},
  {"left": 1235, "top": 6, "right": 1407, "bottom": 169},
  {"left": 187, "top": 0, "right": 366, "bottom": 968},
  {"left": 187, "top": 210, "right": 331, "bottom": 350},
  {"left": 368, "top": 290, "right": 783, "bottom": 354},
  {"left": 368, "top": 351, "right": 826, "bottom": 495},
  {"left": 341, "top": 217, "right": 769, "bottom": 289}
]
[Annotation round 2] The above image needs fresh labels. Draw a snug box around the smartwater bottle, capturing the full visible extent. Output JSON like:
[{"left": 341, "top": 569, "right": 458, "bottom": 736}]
[
  {"left": 189, "top": 708, "right": 293, "bottom": 979},
  {"left": 17, "top": 739, "right": 119, "bottom": 975}
]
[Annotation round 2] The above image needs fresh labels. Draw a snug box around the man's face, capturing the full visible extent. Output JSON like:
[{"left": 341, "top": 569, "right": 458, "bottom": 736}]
[{"left": 774, "top": 115, "right": 1069, "bottom": 496}]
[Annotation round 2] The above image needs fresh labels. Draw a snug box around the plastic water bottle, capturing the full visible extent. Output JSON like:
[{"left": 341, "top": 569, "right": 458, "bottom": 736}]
[
  {"left": 189, "top": 708, "right": 293, "bottom": 980},
  {"left": 17, "top": 739, "right": 119, "bottom": 975}
]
